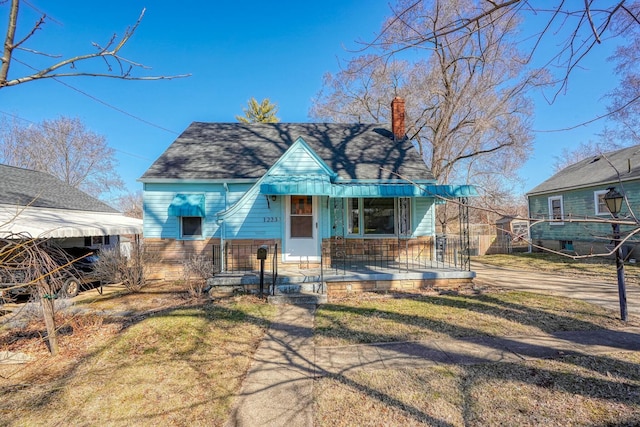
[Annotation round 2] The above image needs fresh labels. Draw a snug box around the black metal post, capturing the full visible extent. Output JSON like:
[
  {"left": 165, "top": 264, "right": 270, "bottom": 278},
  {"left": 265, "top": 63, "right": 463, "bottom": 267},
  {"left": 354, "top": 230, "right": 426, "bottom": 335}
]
[
  {"left": 259, "top": 258, "right": 265, "bottom": 297},
  {"left": 612, "top": 221, "right": 628, "bottom": 321}
]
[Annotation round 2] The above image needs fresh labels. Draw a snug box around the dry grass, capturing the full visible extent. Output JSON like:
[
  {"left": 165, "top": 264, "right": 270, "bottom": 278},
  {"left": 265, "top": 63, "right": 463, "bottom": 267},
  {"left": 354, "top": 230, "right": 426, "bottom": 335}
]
[
  {"left": 473, "top": 252, "right": 640, "bottom": 285},
  {"left": 0, "top": 284, "right": 276, "bottom": 427},
  {"left": 315, "top": 289, "right": 638, "bottom": 347},
  {"left": 314, "top": 290, "right": 640, "bottom": 426},
  {"left": 314, "top": 352, "right": 640, "bottom": 426}
]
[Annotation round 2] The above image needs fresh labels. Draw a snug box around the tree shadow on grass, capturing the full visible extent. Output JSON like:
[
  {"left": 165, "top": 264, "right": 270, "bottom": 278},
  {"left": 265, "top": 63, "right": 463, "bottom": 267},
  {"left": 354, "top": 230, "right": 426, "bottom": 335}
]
[{"left": 0, "top": 299, "right": 273, "bottom": 426}]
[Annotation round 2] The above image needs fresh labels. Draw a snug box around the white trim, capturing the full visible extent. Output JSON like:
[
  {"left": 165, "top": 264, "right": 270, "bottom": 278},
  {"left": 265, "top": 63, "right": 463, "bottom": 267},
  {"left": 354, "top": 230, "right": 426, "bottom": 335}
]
[
  {"left": 283, "top": 196, "right": 320, "bottom": 262},
  {"left": 594, "top": 190, "right": 609, "bottom": 216},
  {"left": 548, "top": 195, "right": 564, "bottom": 225}
]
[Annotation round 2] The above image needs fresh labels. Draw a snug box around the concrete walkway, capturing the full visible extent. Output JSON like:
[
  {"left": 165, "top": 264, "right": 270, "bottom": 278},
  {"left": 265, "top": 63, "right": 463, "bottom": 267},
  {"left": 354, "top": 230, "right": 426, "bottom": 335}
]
[
  {"left": 226, "top": 304, "right": 316, "bottom": 427},
  {"left": 227, "top": 302, "right": 640, "bottom": 427},
  {"left": 472, "top": 262, "right": 640, "bottom": 316}
]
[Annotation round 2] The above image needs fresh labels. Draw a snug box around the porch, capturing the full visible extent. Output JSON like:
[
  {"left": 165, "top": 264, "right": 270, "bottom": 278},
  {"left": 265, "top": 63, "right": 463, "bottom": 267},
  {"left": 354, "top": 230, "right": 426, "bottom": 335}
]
[{"left": 207, "top": 237, "right": 476, "bottom": 303}]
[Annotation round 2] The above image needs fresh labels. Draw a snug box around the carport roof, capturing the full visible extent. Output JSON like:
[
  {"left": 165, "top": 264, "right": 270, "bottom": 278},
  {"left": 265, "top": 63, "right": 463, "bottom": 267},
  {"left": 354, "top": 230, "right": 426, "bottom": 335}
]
[{"left": 0, "top": 205, "right": 142, "bottom": 238}]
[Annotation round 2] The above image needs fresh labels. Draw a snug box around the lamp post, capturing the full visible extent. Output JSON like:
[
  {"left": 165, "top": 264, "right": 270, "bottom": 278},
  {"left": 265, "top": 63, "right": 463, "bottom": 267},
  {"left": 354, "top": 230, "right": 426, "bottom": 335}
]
[{"left": 603, "top": 186, "right": 628, "bottom": 321}]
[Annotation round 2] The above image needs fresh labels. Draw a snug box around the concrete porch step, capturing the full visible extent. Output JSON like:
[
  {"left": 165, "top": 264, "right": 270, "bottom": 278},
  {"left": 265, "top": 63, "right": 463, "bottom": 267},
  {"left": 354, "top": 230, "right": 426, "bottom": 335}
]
[
  {"left": 274, "top": 282, "right": 323, "bottom": 294},
  {"left": 267, "top": 291, "right": 327, "bottom": 305}
]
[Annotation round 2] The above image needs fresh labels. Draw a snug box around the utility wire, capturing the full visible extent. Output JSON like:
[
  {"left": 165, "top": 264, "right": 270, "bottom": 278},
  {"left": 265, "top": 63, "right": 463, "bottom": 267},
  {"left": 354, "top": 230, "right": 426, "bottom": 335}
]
[
  {"left": 0, "top": 110, "right": 152, "bottom": 161},
  {"left": 10, "top": 57, "right": 180, "bottom": 135}
]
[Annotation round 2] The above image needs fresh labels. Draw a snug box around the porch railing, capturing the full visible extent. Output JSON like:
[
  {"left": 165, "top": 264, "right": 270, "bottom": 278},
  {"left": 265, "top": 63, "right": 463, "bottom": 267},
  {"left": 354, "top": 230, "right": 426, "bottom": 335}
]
[
  {"left": 326, "top": 236, "right": 471, "bottom": 275},
  {"left": 212, "top": 237, "right": 470, "bottom": 278}
]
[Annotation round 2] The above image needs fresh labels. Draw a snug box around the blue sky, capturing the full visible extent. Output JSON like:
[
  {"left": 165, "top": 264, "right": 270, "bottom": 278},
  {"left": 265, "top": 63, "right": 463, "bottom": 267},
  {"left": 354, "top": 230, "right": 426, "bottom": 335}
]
[{"left": 1, "top": 1, "right": 621, "bottom": 204}]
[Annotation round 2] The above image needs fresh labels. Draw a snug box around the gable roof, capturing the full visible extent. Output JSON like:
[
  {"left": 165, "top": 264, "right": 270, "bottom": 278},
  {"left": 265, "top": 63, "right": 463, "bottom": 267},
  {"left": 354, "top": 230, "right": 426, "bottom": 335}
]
[
  {"left": 140, "top": 122, "right": 434, "bottom": 182},
  {"left": 0, "top": 164, "right": 117, "bottom": 213},
  {"left": 527, "top": 144, "right": 640, "bottom": 196}
]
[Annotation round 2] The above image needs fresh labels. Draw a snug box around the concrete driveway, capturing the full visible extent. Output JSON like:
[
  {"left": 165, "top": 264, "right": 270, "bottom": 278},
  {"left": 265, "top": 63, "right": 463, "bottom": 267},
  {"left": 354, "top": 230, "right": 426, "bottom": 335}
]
[{"left": 472, "top": 262, "right": 640, "bottom": 318}]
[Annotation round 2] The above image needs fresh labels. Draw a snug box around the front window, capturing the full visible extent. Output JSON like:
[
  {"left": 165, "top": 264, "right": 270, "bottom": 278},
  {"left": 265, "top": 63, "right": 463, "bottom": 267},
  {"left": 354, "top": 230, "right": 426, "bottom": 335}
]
[
  {"left": 181, "top": 216, "right": 202, "bottom": 238},
  {"left": 348, "top": 198, "right": 397, "bottom": 236}
]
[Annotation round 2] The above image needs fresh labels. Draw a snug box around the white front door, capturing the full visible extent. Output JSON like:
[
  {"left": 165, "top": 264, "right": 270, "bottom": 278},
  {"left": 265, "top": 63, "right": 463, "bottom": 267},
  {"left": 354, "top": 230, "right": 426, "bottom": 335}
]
[{"left": 284, "top": 195, "right": 320, "bottom": 262}]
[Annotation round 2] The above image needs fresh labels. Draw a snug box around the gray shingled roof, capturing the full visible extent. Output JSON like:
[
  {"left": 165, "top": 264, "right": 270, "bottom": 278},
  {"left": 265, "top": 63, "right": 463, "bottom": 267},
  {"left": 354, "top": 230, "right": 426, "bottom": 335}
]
[
  {"left": 0, "top": 164, "right": 118, "bottom": 213},
  {"left": 140, "top": 122, "right": 433, "bottom": 181},
  {"left": 528, "top": 144, "right": 640, "bottom": 195}
]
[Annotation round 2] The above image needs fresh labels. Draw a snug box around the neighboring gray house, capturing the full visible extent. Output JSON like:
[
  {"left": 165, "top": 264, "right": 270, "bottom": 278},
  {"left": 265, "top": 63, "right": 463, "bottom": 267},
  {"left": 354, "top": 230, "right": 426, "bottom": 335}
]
[
  {"left": 527, "top": 144, "right": 640, "bottom": 255},
  {"left": 0, "top": 164, "right": 142, "bottom": 248}
]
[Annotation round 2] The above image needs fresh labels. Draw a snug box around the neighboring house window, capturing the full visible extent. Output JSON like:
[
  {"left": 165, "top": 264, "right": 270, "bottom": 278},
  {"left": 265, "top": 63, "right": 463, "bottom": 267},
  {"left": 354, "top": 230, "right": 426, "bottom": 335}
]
[
  {"left": 347, "top": 198, "right": 400, "bottom": 236},
  {"left": 181, "top": 216, "right": 202, "bottom": 238},
  {"left": 84, "top": 236, "right": 110, "bottom": 246},
  {"left": 548, "top": 196, "right": 564, "bottom": 224},
  {"left": 594, "top": 190, "right": 609, "bottom": 215}
]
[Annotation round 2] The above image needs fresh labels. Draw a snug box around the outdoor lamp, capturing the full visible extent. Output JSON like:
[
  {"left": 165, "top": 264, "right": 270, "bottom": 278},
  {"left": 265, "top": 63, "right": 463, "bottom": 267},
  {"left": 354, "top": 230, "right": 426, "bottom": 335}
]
[
  {"left": 603, "top": 186, "right": 628, "bottom": 321},
  {"left": 604, "top": 186, "right": 623, "bottom": 215}
]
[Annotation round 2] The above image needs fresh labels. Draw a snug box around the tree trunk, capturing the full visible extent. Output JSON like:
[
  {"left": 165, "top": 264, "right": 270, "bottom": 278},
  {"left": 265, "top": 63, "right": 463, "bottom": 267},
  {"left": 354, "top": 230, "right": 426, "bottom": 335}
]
[{"left": 38, "top": 282, "right": 59, "bottom": 355}]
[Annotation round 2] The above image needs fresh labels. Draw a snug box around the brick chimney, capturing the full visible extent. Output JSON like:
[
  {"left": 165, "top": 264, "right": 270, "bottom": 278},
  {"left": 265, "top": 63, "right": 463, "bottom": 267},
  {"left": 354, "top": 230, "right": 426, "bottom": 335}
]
[{"left": 391, "top": 96, "right": 405, "bottom": 141}]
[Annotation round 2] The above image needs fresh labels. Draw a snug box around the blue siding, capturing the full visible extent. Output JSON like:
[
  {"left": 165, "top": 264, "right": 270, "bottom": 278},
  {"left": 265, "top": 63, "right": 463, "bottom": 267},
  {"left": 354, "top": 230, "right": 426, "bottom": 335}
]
[
  {"left": 269, "top": 144, "right": 329, "bottom": 176},
  {"left": 414, "top": 198, "right": 435, "bottom": 236},
  {"left": 223, "top": 190, "right": 283, "bottom": 239},
  {"left": 144, "top": 182, "right": 252, "bottom": 239}
]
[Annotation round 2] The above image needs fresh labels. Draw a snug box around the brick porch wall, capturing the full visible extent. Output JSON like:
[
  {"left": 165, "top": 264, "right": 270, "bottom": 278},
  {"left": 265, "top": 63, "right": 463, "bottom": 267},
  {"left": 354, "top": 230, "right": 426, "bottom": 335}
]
[
  {"left": 145, "top": 238, "right": 281, "bottom": 282},
  {"left": 326, "top": 277, "right": 473, "bottom": 298},
  {"left": 145, "top": 237, "right": 218, "bottom": 282}
]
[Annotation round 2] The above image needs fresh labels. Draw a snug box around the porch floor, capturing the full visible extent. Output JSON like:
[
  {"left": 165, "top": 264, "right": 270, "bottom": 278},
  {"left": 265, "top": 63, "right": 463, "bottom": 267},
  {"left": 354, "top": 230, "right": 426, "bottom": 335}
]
[{"left": 209, "top": 263, "right": 475, "bottom": 290}]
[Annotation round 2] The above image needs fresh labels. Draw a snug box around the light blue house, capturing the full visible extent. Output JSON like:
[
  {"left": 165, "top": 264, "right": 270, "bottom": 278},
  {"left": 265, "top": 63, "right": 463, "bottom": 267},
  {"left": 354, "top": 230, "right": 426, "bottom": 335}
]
[{"left": 140, "top": 98, "right": 476, "bottom": 295}]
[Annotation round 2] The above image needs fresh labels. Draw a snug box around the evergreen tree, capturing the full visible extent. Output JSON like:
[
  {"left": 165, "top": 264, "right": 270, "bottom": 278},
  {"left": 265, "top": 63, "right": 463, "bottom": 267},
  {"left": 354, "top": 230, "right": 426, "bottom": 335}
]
[{"left": 236, "top": 98, "right": 280, "bottom": 123}]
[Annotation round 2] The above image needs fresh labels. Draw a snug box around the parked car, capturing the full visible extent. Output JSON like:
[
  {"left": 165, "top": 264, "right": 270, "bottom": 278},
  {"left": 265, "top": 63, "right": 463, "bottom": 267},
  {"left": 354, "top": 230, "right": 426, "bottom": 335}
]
[
  {"left": 0, "top": 247, "right": 100, "bottom": 301},
  {"left": 57, "top": 247, "right": 101, "bottom": 298}
]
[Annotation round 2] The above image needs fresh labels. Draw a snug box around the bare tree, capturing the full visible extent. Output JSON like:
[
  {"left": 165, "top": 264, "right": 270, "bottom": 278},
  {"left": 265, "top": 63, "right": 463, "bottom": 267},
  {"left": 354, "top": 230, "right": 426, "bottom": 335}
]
[
  {"left": 552, "top": 133, "right": 627, "bottom": 173},
  {"left": 0, "top": 235, "right": 81, "bottom": 355},
  {"left": 1, "top": 0, "right": 188, "bottom": 88},
  {"left": 311, "top": 0, "right": 547, "bottom": 231},
  {"left": 0, "top": 115, "right": 124, "bottom": 198},
  {"left": 114, "top": 190, "right": 143, "bottom": 219},
  {"left": 606, "top": 3, "right": 640, "bottom": 142}
]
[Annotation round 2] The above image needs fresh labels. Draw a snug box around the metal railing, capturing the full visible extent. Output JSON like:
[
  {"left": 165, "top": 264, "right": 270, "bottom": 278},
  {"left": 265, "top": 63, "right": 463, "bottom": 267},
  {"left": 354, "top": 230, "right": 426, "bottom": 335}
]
[
  {"left": 212, "top": 237, "right": 470, "bottom": 279},
  {"left": 326, "top": 237, "right": 471, "bottom": 275},
  {"left": 212, "top": 243, "right": 279, "bottom": 295},
  {"left": 213, "top": 243, "right": 278, "bottom": 273}
]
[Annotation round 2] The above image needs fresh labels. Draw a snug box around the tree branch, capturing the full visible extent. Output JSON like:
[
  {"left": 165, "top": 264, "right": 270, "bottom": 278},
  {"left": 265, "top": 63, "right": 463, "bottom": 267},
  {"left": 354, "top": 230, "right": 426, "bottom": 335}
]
[{"left": 1, "top": 2, "right": 190, "bottom": 89}]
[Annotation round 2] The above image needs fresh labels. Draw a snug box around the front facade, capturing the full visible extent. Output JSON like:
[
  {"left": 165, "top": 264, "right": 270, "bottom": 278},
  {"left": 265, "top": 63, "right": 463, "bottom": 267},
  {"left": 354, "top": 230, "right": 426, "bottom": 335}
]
[
  {"left": 527, "top": 145, "right": 640, "bottom": 256},
  {"left": 141, "top": 104, "right": 476, "bottom": 288}
]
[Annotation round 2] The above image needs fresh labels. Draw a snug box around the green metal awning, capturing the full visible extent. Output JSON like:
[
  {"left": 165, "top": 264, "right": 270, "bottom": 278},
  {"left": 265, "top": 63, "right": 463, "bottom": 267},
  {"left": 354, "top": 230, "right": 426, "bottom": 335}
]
[
  {"left": 329, "top": 183, "right": 478, "bottom": 198},
  {"left": 260, "top": 175, "right": 477, "bottom": 198},
  {"left": 260, "top": 175, "right": 333, "bottom": 196},
  {"left": 168, "top": 194, "right": 205, "bottom": 217}
]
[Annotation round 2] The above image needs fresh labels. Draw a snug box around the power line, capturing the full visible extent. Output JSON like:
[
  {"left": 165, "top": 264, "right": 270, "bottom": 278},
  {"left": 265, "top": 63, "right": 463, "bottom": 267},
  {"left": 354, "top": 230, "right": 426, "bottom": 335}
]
[
  {"left": 52, "top": 77, "right": 180, "bottom": 135},
  {"left": 10, "top": 57, "right": 180, "bottom": 135},
  {"left": 0, "top": 110, "right": 152, "bottom": 161}
]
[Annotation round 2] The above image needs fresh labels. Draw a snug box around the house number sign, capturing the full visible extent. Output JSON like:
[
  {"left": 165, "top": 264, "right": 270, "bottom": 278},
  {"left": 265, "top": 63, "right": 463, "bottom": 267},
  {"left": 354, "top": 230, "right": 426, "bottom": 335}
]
[{"left": 263, "top": 217, "right": 280, "bottom": 223}]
